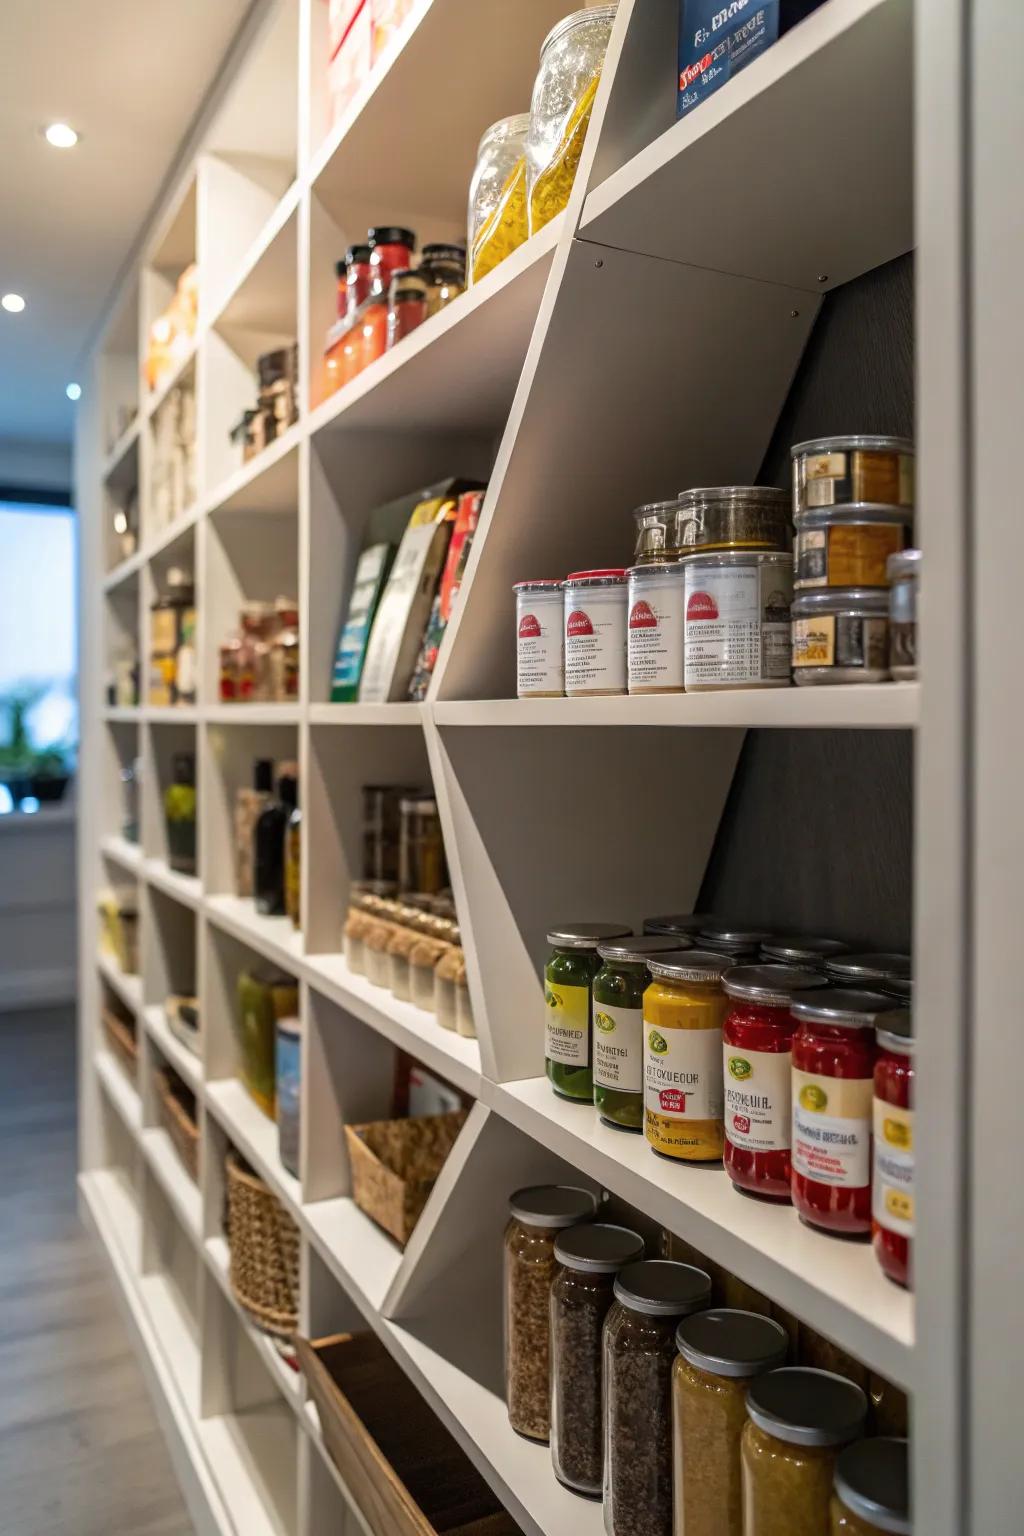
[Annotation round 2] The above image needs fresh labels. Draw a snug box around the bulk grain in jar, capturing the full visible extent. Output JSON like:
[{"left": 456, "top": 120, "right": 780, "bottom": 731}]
[
  {"left": 546, "top": 923, "right": 631, "bottom": 1102},
  {"left": 515, "top": 580, "right": 564, "bottom": 697},
  {"left": 791, "top": 587, "right": 890, "bottom": 684},
  {"left": 550, "top": 1223, "right": 646, "bottom": 1496},
  {"left": 672, "top": 1309, "right": 789, "bottom": 1536},
  {"left": 564, "top": 570, "right": 628, "bottom": 696},
  {"left": 830, "top": 1437, "right": 911, "bottom": 1535},
  {"left": 504, "top": 1185, "right": 598, "bottom": 1441},
  {"left": 526, "top": 6, "right": 618, "bottom": 234},
  {"left": 604, "top": 1260, "right": 712, "bottom": 1536},
  {"left": 792, "top": 434, "right": 914, "bottom": 513},
  {"left": 683, "top": 551, "right": 792, "bottom": 691},
  {"left": 873, "top": 1010, "right": 914, "bottom": 1289},
  {"left": 627, "top": 563, "right": 686, "bottom": 694},
  {"left": 742, "top": 1368, "right": 868, "bottom": 1536},
  {"left": 593, "top": 937, "right": 687, "bottom": 1132},
  {"left": 643, "top": 949, "right": 729, "bottom": 1162},
  {"left": 468, "top": 114, "right": 530, "bottom": 285}
]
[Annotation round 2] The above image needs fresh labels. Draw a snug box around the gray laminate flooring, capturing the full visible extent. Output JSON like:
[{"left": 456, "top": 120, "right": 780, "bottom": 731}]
[{"left": 0, "top": 1005, "right": 194, "bottom": 1536}]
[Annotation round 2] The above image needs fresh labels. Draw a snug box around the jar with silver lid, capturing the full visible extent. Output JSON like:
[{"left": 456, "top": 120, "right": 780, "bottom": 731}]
[
  {"left": 830, "top": 1436, "right": 911, "bottom": 1535},
  {"left": 699, "top": 925, "right": 774, "bottom": 960},
  {"left": 633, "top": 498, "right": 683, "bottom": 563},
  {"left": 761, "top": 935, "right": 849, "bottom": 968},
  {"left": 825, "top": 952, "right": 911, "bottom": 986},
  {"left": 683, "top": 550, "right": 793, "bottom": 691},
  {"left": 887, "top": 548, "right": 920, "bottom": 681},
  {"left": 791, "top": 434, "right": 915, "bottom": 513},
  {"left": 676, "top": 485, "right": 791, "bottom": 554},
  {"left": 791, "top": 587, "right": 890, "bottom": 684},
  {"left": 527, "top": 6, "right": 618, "bottom": 235}
]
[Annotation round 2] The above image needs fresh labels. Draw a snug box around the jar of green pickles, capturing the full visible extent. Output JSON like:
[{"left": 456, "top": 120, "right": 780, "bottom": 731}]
[
  {"left": 593, "top": 937, "right": 686, "bottom": 1132},
  {"left": 546, "top": 924, "right": 631, "bottom": 1101},
  {"left": 830, "top": 1438, "right": 910, "bottom": 1534}
]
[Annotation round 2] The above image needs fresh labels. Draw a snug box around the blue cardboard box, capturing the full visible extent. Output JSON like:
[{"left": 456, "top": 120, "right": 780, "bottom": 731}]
[{"left": 677, "top": 1, "right": 820, "bottom": 119}]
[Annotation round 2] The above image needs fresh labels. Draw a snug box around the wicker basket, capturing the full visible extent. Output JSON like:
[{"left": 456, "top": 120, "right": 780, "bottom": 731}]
[
  {"left": 102, "top": 1005, "right": 138, "bottom": 1081},
  {"left": 156, "top": 1069, "right": 199, "bottom": 1183},
  {"left": 345, "top": 1111, "right": 468, "bottom": 1248},
  {"left": 225, "top": 1151, "right": 299, "bottom": 1338}
]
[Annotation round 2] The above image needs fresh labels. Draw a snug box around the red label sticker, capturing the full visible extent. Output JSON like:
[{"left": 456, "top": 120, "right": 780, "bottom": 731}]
[
  {"left": 629, "top": 600, "right": 657, "bottom": 629},
  {"left": 567, "top": 609, "right": 594, "bottom": 638},
  {"left": 518, "top": 613, "right": 541, "bottom": 639},
  {"left": 680, "top": 53, "right": 713, "bottom": 90},
  {"left": 687, "top": 590, "right": 719, "bottom": 621},
  {"left": 659, "top": 1088, "right": 691, "bottom": 1114},
  {"left": 732, "top": 1113, "right": 751, "bottom": 1136}
]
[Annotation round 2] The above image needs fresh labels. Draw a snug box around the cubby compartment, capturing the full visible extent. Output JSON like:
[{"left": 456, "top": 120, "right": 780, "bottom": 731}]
[
  {"left": 147, "top": 354, "right": 198, "bottom": 541},
  {"left": 102, "top": 436, "right": 141, "bottom": 573},
  {"left": 99, "top": 720, "right": 141, "bottom": 852},
  {"left": 139, "top": 1159, "right": 202, "bottom": 1403},
  {"left": 100, "top": 276, "right": 141, "bottom": 459},
  {"left": 205, "top": 492, "right": 299, "bottom": 709},
  {"left": 142, "top": 720, "right": 199, "bottom": 887},
  {"left": 103, "top": 571, "right": 140, "bottom": 706},
  {"left": 204, "top": 276, "right": 299, "bottom": 500}
]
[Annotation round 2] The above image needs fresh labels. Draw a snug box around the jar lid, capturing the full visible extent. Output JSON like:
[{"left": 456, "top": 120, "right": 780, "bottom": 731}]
[
  {"left": 888, "top": 548, "right": 921, "bottom": 579},
  {"left": 791, "top": 988, "right": 901, "bottom": 1028},
  {"left": 390, "top": 268, "right": 426, "bottom": 290},
  {"left": 547, "top": 922, "right": 632, "bottom": 949},
  {"left": 876, "top": 1009, "right": 913, "bottom": 1053},
  {"left": 597, "top": 935, "right": 687, "bottom": 963},
  {"left": 833, "top": 1438, "right": 911, "bottom": 1533},
  {"left": 677, "top": 484, "right": 790, "bottom": 511},
  {"left": 646, "top": 948, "right": 731, "bottom": 983},
  {"left": 513, "top": 579, "right": 563, "bottom": 592},
  {"left": 564, "top": 568, "right": 627, "bottom": 586},
  {"left": 540, "top": 4, "right": 618, "bottom": 61},
  {"left": 554, "top": 1222, "right": 645, "bottom": 1273},
  {"left": 345, "top": 243, "right": 372, "bottom": 265},
  {"left": 881, "top": 975, "right": 912, "bottom": 1003},
  {"left": 795, "top": 503, "right": 914, "bottom": 529},
  {"left": 478, "top": 113, "right": 532, "bottom": 151},
  {"left": 613, "top": 1259, "right": 711, "bottom": 1317},
  {"left": 761, "top": 936, "right": 849, "bottom": 965},
  {"left": 626, "top": 561, "right": 686, "bottom": 580},
  {"left": 682, "top": 550, "right": 792, "bottom": 570},
  {"left": 700, "top": 925, "right": 774, "bottom": 950},
  {"left": 722, "top": 964, "right": 829, "bottom": 1006},
  {"left": 792, "top": 434, "right": 914, "bottom": 457},
  {"left": 826, "top": 952, "right": 912, "bottom": 983},
  {"left": 508, "top": 1185, "right": 598, "bottom": 1228},
  {"left": 421, "top": 242, "right": 466, "bottom": 263},
  {"left": 675, "top": 1309, "right": 788, "bottom": 1379},
  {"left": 368, "top": 226, "right": 416, "bottom": 248},
  {"left": 746, "top": 1368, "right": 868, "bottom": 1447},
  {"left": 792, "top": 587, "right": 890, "bottom": 614},
  {"left": 643, "top": 913, "right": 717, "bottom": 937}
]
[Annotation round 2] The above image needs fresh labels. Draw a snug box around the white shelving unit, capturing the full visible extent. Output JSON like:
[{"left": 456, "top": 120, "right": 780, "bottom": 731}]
[{"left": 74, "top": 1, "right": 1020, "bottom": 1533}]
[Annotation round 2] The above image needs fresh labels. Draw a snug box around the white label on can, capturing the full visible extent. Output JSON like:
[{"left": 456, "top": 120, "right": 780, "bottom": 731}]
[
  {"left": 517, "top": 591, "right": 564, "bottom": 696},
  {"left": 873, "top": 1098, "right": 914, "bottom": 1236},
  {"left": 683, "top": 563, "right": 792, "bottom": 688},
  {"left": 723, "top": 1046, "right": 791, "bottom": 1151},
  {"left": 627, "top": 570, "right": 685, "bottom": 691},
  {"left": 644, "top": 1022, "right": 723, "bottom": 1120},
  {"left": 593, "top": 1002, "right": 642, "bottom": 1092},
  {"left": 565, "top": 585, "right": 627, "bottom": 694},
  {"left": 791, "top": 1070, "right": 871, "bottom": 1187}
]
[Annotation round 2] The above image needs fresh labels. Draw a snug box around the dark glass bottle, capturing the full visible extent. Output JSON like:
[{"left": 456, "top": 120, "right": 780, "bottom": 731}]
[{"left": 254, "top": 769, "right": 297, "bottom": 915}]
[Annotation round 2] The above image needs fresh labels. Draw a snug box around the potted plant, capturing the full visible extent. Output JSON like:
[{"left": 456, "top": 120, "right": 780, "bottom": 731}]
[{"left": 0, "top": 686, "right": 73, "bottom": 806}]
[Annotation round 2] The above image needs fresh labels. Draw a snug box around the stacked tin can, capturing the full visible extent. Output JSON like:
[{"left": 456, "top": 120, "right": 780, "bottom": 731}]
[{"left": 789, "top": 436, "right": 917, "bottom": 685}]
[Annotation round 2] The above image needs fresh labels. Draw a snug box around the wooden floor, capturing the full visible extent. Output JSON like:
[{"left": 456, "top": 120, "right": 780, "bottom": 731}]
[{"left": 0, "top": 1006, "right": 193, "bottom": 1536}]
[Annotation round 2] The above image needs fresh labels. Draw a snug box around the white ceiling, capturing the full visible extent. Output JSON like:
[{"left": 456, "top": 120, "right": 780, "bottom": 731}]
[{"left": 0, "top": 0, "right": 252, "bottom": 450}]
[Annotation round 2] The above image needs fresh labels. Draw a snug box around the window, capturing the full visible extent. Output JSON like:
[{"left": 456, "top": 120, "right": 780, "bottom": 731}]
[{"left": 0, "top": 499, "right": 78, "bottom": 772}]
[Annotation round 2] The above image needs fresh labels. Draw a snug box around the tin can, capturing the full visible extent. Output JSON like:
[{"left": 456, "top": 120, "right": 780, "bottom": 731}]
[
  {"left": 791, "top": 588, "right": 890, "bottom": 684},
  {"left": 791, "top": 434, "right": 914, "bottom": 513},
  {"left": 887, "top": 548, "right": 920, "bottom": 681},
  {"left": 564, "top": 570, "right": 628, "bottom": 696},
  {"left": 514, "top": 580, "right": 564, "bottom": 697},
  {"left": 627, "top": 562, "right": 686, "bottom": 694},
  {"left": 795, "top": 506, "right": 912, "bottom": 590},
  {"left": 683, "top": 551, "right": 792, "bottom": 691}
]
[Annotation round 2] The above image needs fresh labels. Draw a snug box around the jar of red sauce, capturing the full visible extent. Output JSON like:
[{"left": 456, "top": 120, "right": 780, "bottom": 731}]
[
  {"left": 873, "top": 1009, "right": 914, "bottom": 1288},
  {"left": 386, "top": 269, "right": 428, "bottom": 348},
  {"left": 722, "top": 964, "right": 829, "bottom": 1200},
  {"left": 361, "top": 226, "right": 416, "bottom": 370},
  {"left": 344, "top": 243, "right": 373, "bottom": 321},
  {"left": 790, "top": 990, "right": 899, "bottom": 1236}
]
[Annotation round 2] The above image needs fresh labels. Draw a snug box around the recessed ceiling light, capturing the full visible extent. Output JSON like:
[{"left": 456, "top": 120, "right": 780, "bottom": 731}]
[
  {"left": 45, "top": 122, "right": 79, "bottom": 149},
  {"left": 1, "top": 293, "right": 26, "bottom": 313},
  {"left": 66, "top": 382, "right": 82, "bottom": 401}
]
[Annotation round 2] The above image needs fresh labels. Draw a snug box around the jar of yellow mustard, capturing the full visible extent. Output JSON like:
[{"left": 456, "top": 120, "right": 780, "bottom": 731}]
[{"left": 643, "top": 949, "right": 730, "bottom": 1162}]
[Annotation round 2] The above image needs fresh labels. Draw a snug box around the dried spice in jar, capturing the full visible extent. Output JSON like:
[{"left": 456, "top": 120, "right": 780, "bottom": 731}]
[
  {"left": 546, "top": 924, "right": 631, "bottom": 1102},
  {"left": 742, "top": 1368, "right": 868, "bottom": 1536},
  {"left": 673, "top": 1309, "right": 789, "bottom": 1536},
  {"left": 830, "top": 1437, "right": 911, "bottom": 1535},
  {"left": 633, "top": 498, "right": 684, "bottom": 564},
  {"left": 644, "top": 950, "right": 730, "bottom": 1162},
  {"left": 504, "top": 1185, "right": 598, "bottom": 1441},
  {"left": 790, "top": 990, "right": 900, "bottom": 1236},
  {"left": 550, "top": 1223, "right": 645, "bottom": 1496},
  {"left": 527, "top": 6, "right": 617, "bottom": 233},
  {"left": 593, "top": 937, "right": 686, "bottom": 1132},
  {"left": 468, "top": 115, "right": 530, "bottom": 284},
  {"left": 604, "top": 1259, "right": 712, "bottom": 1536},
  {"left": 794, "top": 506, "right": 911, "bottom": 591},
  {"left": 675, "top": 485, "right": 790, "bottom": 554},
  {"left": 721, "top": 965, "right": 828, "bottom": 1201},
  {"left": 873, "top": 1010, "right": 914, "bottom": 1289}
]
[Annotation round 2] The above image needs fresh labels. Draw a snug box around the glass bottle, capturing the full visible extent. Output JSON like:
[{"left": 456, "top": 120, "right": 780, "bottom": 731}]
[
  {"left": 545, "top": 923, "right": 631, "bottom": 1102},
  {"left": 872, "top": 1011, "right": 914, "bottom": 1288},
  {"left": 830, "top": 1437, "right": 911, "bottom": 1535},
  {"left": 164, "top": 752, "right": 197, "bottom": 874},
  {"left": 742, "top": 1369, "right": 868, "bottom": 1536},
  {"left": 643, "top": 949, "right": 730, "bottom": 1162},
  {"left": 592, "top": 937, "right": 686, "bottom": 1132},
  {"left": 398, "top": 794, "right": 446, "bottom": 895},
  {"left": 386, "top": 268, "right": 429, "bottom": 349},
  {"left": 235, "top": 758, "right": 274, "bottom": 898},
  {"left": 253, "top": 766, "right": 296, "bottom": 915}
]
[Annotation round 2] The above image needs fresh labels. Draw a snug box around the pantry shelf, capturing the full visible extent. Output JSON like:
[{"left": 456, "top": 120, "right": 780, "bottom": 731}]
[
  {"left": 100, "top": 833, "right": 144, "bottom": 873},
  {"left": 97, "top": 951, "right": 144, "bottom": 1013},
  {"left": 208, "top": 181, "right": 300, "bottom": 335},
  {"left": 145, "top": 335, "right": 198, "bottom": 421},
  {"left": 204, "top": 1236, "right": 304, "bottom": 1410},
  {"left": 95, "top": 1048, "right": 143, "bottom": 1134},
  {"left": 204, "top": 703, "right": 302, "bottom": 725},
  {"left": 301, "top": 1197, "right": 404, "bottom": 1318},
  {"left": 102, "top": 415, "right": 141, "bottom": 483},
  {"left": 143, "top": 1004, "right": 202, "bottom": 1092},
  {"left": 204, "top": 422, "right": 301, "bottom": 517},
  {"left": 206, "top": 1076, "right": 302, "bottom": 1216},
  {"left": 101, "top": 705, "right": 142, "bottom": 723},
  {"left": 145, "top": 857, "right": 203, "bottom": 909},
  {"left": 142, "top": 1126, "right": 203, "bottom": 1242},
  {"left": 143, "top": 504, "right": 200, "bottom": 564},
  {"left": 307, "top": 702, "right": 425, "bottom": 726},
  {"left": 102, "top": 549, "right": 146, "bottom": 592},
  {"left": 205, "top": 893, "right": 305, "bottom": 971}
]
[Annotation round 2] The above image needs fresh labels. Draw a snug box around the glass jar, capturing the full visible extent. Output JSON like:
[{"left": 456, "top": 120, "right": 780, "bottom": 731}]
[
  {"left": 742, "top": 1368, "right": 868, "bottom": 1536},
  {"left": 830, "top": 1437, "right": 911, "bottom": 1535},
  {"left": 149, "top": 569, "right": 194, "bottom": 706},
  {"left": 504, "top": 1185, "right": 598, "bottom": 1441},
  {"left": 673, "top": 1309, "right": 789, "bottom": 1536},
  {"left": 592, "top": 937, "right": 684, "bottom": 1132},
  {"left": 361, "top": 226, "right": 416, "bottom": 369},
  {"left": 363, "top": 784, "right": 407, "bottom": 883},
  {"left": 238, "top": 601, "right": 275, "bottom": 701},
  {"left": 791, "top": 435, "right": 915, "bottom": 514},
  {"left": 550, "top": 1223, "right": 645, "bottom": 1496},
  {"left": 410, "top": 934, "right": 449, "bottom": 1011},
  {"left": 627, "top": 563, "right": 687, "bottom": 694},
  {"left": 386, "top": 268, "right": 429, "bottom": 349},
  {"left": 643, "top": 913, "right": 716, "bottom": 939},
  {"left": 761, "top": 935, "right": 849, "bottom": 969},
  {"left": 887, "top": 548, "right": 920, "bottom": 681},
  {"left": 643, "top": 950, "right": 730, "bottom": 1161},
  {"left": 527, "top": 6, "right": 618, "bottom": 234},
  {"left": 399, "top": 794, "right": 446, "bottom": 895},
  {"left": 386, "top": 909, "right": 421, "bottom": 1001},
  {"left": 433, "top": 935, "right": 465, "bottom": 1030},
  {"left": 790, "top": 990, "right": 899, "bottom": 1235},
  {"left": 825, "top": 953, "right": 912, "bottom": 988},
  {"left": 120, "top": 758, "right": 140, "bottom": 844},
  {"left": 698, "top": 925, "right": 772, "bottom": 961},
  {"left": 604, "top": 1259, "right": 712, "bottom": 1536},
  {"left": 345, "top": 243, "right": 373, "bottom": 321},
  {"left": 675, "top": 485, "right": 791, "bottom": 554},
  {"left": 794, "top": 506, "right": 911, "bottom": 591},
  {"left": 682, "top": 550, "right": 793, "bottom": 691},
  {"left": 364, "top": 914, "right": 397, "bottom": 989},
  {"left": 791, "top": 587, "right": 890, "bottom": 685},
  {"left": 342, "top": 880, "right": 397, "bottom": 973},
  {"left": 456, "top": 968, "right": 476, "bottom": 1038},
  {"left": 721, "top": 964, "right": 829, "bottom": 1201},
  {"left": 633, "top": 498, "right": 684, "bottom": 564},
  {"left": 468, "top": 114, "right": 531, "bottom": 285},
  {"left": 420, "top": 243, "right": 466, "bottom": 316},
  {"left": 219, "top": 633, "right": 242, "bottom": 701},
  {"left": 270, "top": 599, "right": 299, "bottom": 701},
  {"left": 873, "top": 1011, "right": 914, "bottom": 1289},
  {"left": 545, "top": 923, "right": 631, "bottom": 1102},
  {"left": 164, "top": 752, "right": 197, "bottom": 874}
]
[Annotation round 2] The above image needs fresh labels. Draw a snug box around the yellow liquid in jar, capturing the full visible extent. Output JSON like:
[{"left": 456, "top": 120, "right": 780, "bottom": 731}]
[
  {"left": 643, "top": 976, "right": 726, "bottom": 1162},
  {"left": 529, "top": 73, "right": 601, "bottom": 234}
]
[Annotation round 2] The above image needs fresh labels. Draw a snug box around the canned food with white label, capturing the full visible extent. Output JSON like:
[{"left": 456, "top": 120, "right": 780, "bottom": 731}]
[{"left": 683, "top": 551, "right": 792, "bottom": 691}]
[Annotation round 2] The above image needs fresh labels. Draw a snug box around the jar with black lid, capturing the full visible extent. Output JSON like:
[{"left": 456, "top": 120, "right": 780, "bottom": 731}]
[
  {"left": 742, "top": 1367, "right": 869, "bottom": 1536},
  {"left": 604, "top": 1259, "right": 712, "bottom": 1536},
  {"left": 593, "top": 936, "right": 687, "bottom": 1132},
  {"left": 550, "top": 1223, "right": 646, "bottom": 1496},
  {"left": 830, "top": 1436, "right": 911, "bottom": 1534}
]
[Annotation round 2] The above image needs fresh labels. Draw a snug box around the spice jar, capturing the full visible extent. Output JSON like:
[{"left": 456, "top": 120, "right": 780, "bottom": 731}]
[
  {"left": 643, "top": 914, "right": 717, "bottom": 938},
  {"left": 342, "top": 880, "right": 396, "bottom": 974},
  {"left": 887, "top": 549, "right": 920, "bottom": 681},
  {"left": 761, "top": 935, "right": 849, "bottom": 969},
  {"left": 270, "top": 599, "right": 299, "bottom": 700},
  {"left": 550, "top": 1223, "right": 645, "bottom": 1496},
  {"left": 643, "top": 949, "right": 730, "bottom": 1162},
  {"left": 455, "top": 966, "right": 476, "bottom": 1038},
  {"left": 515, "top": 580, "right": 564, "bottom": 698},
  {"left": 627, "top": 563, "right": 686, "bottom": 694},
  {"left": 676, "top": 485, "right": 791, "bottom": 553},
  {"left": 830, "top": 1437, "right": 910, "bottom": 1534},
  {"left": 468, "top": 114, "right": 531, "bottom": 285},
  {"left": 149, "top": 568, "right": 194, "bottom": 706},
  {"left": 344, "top": 243, "right": 373, "bottom": 321},
  {"left": 633, "top": 498, "right": 684, "bottom": 564},
  {"left": 873, "top": 1010, "right": 914, "bottom": 1289},
  {"left": 360, "top": 226, "right": 416, "bottom": 369},
  {"left": 527, "top": 6, "right": 618, "bottom": 234},
  {"left": 673, "top": 1309, "right": 789, "bottom": 1536},
  {"left": 792, "top": 434, "right": 915, "bottom": 513},
  {"left": 545, "top": 923, "right": 631, "bottom": 1102},
  {"left": 742, "top": 1368, "right": 868, "bottom": 1536},
  {"left": 564, "top": 570, "right": 628, "bottom": 696},
  {"left": 164, "top": 752, "right": 198, "bottom": 874},
  {"left": 238, "top": 600, "right": 276, "bottom": 701},
  {"left": 504, "top": 1185, "right": 598, "bottom": 1441},
  {"left": 399, "top": 794, "right": 446, "bottom": 895},
  {"left": 604, "top": 1259, "right": 712, "bottom": 1536},
  {"left": 794, "top": 507, "right": 912, "bottom": 590},
  {"left": 420, "top": 243, "right": 466, "bottom": 316},
  {"left": 410, "top": 933, "right": 449, "bottom": 1011},
  {"left": 275, "top": 1014, "right": 300, "bottom": 1178},
  {"left": 386, "top": 909, "right": 421, "bottom": 1001},
  {"left": 434, "top": 931, "right": 465, "bottom": 1030},
  {"left": 790, "top": 989, "right": 900, "bottom": 1235},
  {"left": 791, "top": 588, "right": 890, "bottom": 684},
  {"left": 593, "top": 937, "right": 684, "bottom": 1132},
  {"left": 721, "top": 965, "right": 829, "bottom": 1201},
  {"left": 682, "top": 551, "right": 792, "bottom": 691},
  {"left": 825, "top": 954, "right": 911, "bottom": 988},
  {"left": 699, "top": 925, "right": 772, "bottom": 961},
  {"left": 386, "top": 268, "right": 429, "bottom": 349},
  {"left": 364, "top": 912, "right": 397, "bottom": 988}
]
